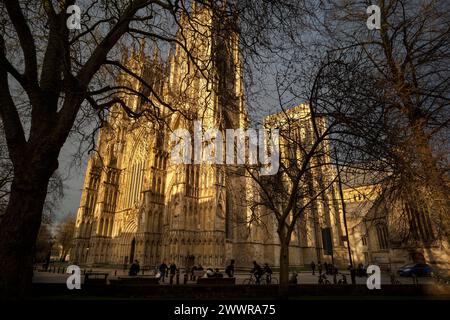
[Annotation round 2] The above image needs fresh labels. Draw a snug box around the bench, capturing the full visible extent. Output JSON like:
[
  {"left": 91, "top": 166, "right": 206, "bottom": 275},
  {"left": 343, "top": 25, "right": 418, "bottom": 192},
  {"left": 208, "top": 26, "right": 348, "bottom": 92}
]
[
  {"left": 109, "top": 276, "right": 160, "bottom": 286},
  {"left": 197, "top": 277, "right": 236, "bottom": 285},
  {"left": 84, "top": 272, "right": 109, "bottom": 285}
]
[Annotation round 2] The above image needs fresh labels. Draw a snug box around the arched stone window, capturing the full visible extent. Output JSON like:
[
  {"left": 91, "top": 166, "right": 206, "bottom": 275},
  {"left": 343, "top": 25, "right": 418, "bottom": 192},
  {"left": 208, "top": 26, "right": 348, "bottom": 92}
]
[{"left": 376, "top": 223, "right": 389, "bottom": 250}]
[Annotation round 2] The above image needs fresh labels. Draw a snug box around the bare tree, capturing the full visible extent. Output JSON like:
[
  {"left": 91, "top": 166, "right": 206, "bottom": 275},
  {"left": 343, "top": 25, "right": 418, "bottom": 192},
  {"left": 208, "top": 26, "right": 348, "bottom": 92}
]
[
  {"left": 316, "top": 0, "right": 450, "bottom": 240},
  {"left": 0, "top": 120, "right": 63, "bottom": 220},
  {"left": 0, "top": 0, "right": 311, "bottom": 297},
  {"left": 0, "top": 0, "right": 226, "bottom": 297},
  {"left": 55, "top": 214, "right": 75, "bottom": 262},
  {"left": 239, "top": 99, "right": 352, "bottom": 295},
  {"left": 274, "top": 0, "right": 450, "bottom": 259}
]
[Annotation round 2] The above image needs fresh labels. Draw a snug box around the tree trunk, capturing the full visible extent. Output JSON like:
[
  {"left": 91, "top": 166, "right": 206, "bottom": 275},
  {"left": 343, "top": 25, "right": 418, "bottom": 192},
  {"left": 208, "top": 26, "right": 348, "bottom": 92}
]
[
  {"left": 0, "top": 162, "right": 56, "bottom": 298},
  {"left": 278, "top": 239, "right": 290, "bottom": 299}
]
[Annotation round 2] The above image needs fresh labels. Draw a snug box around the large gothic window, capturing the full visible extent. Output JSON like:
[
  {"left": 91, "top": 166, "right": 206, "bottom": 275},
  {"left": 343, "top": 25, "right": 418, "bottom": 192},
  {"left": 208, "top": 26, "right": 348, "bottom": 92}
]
[
  {"left": 127, "top": 161, "right": 144, "bottom": 207},
  {"left": 405, "top": 202, "right": 434, "bottom": 243}
]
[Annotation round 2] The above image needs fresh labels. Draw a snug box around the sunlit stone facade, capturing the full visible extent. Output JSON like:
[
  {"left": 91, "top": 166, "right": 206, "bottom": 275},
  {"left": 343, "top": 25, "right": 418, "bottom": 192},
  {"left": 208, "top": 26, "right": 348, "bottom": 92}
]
[{"left": 72, "top": 6, "right": 348, "bottom": 269}]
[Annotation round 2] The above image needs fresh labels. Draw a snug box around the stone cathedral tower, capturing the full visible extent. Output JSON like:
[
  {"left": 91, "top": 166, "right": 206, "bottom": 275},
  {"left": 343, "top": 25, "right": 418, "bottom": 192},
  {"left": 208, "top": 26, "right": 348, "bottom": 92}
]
[
  {"left": 72, "top": 4, "right": 252, "bottom": 268},
  {"left": 72, "top": 4, "right": 349, "bottom": 269}
]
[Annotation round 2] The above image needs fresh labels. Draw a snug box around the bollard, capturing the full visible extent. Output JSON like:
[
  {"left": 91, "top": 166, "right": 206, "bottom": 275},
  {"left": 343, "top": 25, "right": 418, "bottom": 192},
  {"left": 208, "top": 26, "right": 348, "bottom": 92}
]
[
  {"left": 183, "top": 273, "right": 188, "bottom": 284},
  {"left": 115, "top": 270, "right": 117, "bottom": 276}
]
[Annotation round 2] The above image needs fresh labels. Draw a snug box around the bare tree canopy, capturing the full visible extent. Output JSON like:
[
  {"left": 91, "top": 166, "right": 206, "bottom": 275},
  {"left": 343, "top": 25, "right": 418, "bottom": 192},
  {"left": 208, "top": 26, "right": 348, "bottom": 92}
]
[{"left": 0, "top": 0, "right": 448, "bottom": 299}]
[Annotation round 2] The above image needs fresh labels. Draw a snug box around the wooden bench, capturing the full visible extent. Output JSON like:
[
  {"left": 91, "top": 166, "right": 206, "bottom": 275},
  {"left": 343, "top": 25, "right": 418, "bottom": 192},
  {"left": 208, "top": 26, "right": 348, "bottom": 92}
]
[
  {"left": 197, "top": 277, "right": 235, "bottom": 285},
  {"left": 109, "top": 276, "right": 160, "bottom": 286},
  {"left": 84, "top": 272, "right": 109, "bottom": 285}
]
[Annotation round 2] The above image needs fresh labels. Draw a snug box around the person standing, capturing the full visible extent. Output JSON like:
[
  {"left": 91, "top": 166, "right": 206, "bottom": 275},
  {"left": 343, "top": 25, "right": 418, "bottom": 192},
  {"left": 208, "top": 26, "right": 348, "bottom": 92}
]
[
  {"left": 263, "top": 263, "right": 273, "bottom": 284},
  {"left": 159, "top": 261, "right": 168, "bottom": 283},
  {"left": 169, "top": 262, "right": 177, "bottom": 285},
  {"left": 176, "top": 268, "right": 180, "bottom": 284},
  {"left": 191, "top": 264, "right": 197, "bottom": 281},
  {"left": 310, "top": 261, "right": 316, "bottom": 275},
  {"left": 129, "top": 260, "right": 140, "bottom": 276},
  {"left": 225, "top": 259, "right": 235, "bottom": 278},
  {"left": 332, "top": 265, "right": 338, "bottom": 284},
  {"left": 317, "top": 261, "right": 323, "bottom": 275},
  {"left": 251, "top": 261, "right": 263, "bottom": 285}
]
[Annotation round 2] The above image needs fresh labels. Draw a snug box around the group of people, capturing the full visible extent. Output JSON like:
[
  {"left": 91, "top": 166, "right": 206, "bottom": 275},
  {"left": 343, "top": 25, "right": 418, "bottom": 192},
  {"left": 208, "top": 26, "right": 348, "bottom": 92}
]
[
  {"left": 152, "top": 259, "right": 274, "bottom": 285},
  {"left": 251, "top": 261, "right": 273, "bottom": 284},
  {"left": 132, "top": 258, "right": 363, "bottom": 285},
  {"left": 310, "top": 261, "right": 368, "bottom": 285},
  {"left": 157, "top": 261, "right": 179, "bottom": 284},
  {"left": 311, "top": 261, "right": 351, "bottom": 284},
  {"left": 310, "top": 261, "right": 339, "bottom": 276}
]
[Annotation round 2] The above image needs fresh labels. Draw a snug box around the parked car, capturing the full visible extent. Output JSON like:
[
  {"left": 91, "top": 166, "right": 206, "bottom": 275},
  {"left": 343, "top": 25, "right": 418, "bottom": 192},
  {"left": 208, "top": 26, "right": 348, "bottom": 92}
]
[{"left": 397, "top": 263, "right": 432, "bottom": 277}]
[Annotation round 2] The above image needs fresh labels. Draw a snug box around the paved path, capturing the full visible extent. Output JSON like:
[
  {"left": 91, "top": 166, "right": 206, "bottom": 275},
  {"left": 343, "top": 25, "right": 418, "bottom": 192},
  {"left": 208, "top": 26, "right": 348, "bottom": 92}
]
[{"left": 33, "top": 268, "right": 433, "bottom": 286}]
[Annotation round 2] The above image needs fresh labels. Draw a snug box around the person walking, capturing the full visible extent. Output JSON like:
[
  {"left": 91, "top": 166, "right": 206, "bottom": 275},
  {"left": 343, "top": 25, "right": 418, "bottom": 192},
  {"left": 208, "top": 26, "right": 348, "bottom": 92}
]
[{"left": 310, "top": 261, "right": 316, "bottom": 275}]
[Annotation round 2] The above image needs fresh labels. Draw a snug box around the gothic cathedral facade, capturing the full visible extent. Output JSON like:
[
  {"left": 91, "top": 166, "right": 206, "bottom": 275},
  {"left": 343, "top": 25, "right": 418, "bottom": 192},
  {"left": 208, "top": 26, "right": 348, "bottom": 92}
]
[{"left": 72, "top": 6, "right": 348, "bottom": 269}]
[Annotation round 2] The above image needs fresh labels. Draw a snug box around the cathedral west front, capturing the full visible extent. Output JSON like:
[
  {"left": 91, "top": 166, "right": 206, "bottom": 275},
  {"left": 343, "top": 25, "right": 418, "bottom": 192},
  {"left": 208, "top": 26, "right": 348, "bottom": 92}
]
[{"left": 72, "top": 5, "right": 348, "bottom": 270}]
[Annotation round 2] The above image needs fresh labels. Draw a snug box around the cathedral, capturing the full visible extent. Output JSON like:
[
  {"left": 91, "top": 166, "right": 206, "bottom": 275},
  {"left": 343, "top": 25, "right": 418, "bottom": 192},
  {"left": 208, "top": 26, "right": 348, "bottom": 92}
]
[{"left": 72, "top": 5, "right": 348, "bottom": 269}]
